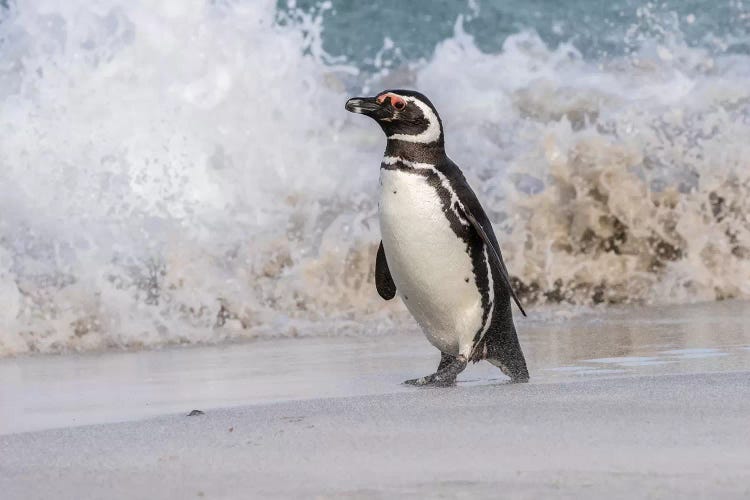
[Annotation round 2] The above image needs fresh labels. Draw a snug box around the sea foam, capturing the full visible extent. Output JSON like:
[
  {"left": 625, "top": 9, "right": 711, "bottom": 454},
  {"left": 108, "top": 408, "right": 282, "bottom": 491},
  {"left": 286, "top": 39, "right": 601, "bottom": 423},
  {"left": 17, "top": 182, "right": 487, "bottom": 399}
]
[{"left": 0, "top": 1, "right": 748, "bottom": 355}]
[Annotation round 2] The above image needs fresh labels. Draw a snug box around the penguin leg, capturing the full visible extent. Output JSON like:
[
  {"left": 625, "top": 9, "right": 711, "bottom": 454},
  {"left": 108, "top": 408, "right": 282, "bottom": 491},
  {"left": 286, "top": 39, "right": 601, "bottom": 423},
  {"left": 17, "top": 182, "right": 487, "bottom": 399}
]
[
  {"left": 404, "top": 354, "right": 467, "bottom": 387},
  {"left": 436, "top": 352, "right": 456, "bottom": 371}
]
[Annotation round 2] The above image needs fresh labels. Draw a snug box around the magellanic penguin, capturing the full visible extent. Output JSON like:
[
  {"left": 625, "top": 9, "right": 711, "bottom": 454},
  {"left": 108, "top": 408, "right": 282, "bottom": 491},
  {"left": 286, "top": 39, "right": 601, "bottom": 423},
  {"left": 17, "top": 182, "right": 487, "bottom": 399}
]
[{"left": 345, "top": 90, "right": 530, "bottom": 386}]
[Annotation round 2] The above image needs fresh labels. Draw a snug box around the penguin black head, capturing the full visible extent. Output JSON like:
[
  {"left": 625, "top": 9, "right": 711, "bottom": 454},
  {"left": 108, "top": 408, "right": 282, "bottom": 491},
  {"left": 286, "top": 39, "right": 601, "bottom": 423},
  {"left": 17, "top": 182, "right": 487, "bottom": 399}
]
[{"left": 345, "top": 90, "right": 444, "bottom": 148}]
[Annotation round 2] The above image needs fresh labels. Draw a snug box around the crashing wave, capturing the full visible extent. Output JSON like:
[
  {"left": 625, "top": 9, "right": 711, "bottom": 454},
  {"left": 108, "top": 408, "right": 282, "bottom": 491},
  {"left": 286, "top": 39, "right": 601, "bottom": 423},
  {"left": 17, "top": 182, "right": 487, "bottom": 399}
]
[{"left": 0, "top": 1, "right": 748, "bottom": 355}]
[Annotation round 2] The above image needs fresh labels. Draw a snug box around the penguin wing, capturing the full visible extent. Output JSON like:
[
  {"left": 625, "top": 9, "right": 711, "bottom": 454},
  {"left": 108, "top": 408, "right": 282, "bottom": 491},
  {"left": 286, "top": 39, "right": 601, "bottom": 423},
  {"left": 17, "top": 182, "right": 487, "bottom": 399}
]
[
  {"left": 375, "top": 241, "right": 397, "bottom": 300},
  {"left": 438, "top": 158, "right": 527, "bottom": 317},
  {"left": 463, "top": 209, "right": 527, "bottom": 317}
]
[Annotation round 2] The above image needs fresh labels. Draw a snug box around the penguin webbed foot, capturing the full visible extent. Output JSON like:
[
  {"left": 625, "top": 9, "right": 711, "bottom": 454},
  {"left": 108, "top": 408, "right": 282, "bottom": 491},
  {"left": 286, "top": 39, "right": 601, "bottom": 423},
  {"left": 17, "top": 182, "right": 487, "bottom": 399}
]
[
  {"left": 404, "top": 354, "right": 467, "bottom": 387},
  {"left": 403, "top": 374, "right": 455, "bottom": 387}
]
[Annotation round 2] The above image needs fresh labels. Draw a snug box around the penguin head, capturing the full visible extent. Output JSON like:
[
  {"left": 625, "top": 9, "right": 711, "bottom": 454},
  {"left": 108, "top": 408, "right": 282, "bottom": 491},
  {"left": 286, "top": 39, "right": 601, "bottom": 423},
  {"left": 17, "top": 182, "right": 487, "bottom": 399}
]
[{"left": 345, "top": 90, "right": 443, "bottom": 146}]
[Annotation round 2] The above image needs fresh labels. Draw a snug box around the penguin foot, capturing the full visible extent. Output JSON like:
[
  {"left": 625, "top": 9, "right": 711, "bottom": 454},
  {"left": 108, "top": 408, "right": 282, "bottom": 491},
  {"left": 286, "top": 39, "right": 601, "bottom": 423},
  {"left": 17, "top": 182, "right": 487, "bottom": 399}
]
[
  {"left": 404, "top": 355, "right": 467, "bottom": 387},
  {"left": 403, "top": 374, "right": 456, "bottom": 387}
]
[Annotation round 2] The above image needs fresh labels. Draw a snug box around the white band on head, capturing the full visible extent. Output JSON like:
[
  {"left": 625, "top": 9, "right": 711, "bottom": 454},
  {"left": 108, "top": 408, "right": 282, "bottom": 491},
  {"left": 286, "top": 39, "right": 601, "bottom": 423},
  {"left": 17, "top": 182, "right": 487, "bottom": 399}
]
[{"left": 387, "top": 96, "right": 442, "bottom": 144}]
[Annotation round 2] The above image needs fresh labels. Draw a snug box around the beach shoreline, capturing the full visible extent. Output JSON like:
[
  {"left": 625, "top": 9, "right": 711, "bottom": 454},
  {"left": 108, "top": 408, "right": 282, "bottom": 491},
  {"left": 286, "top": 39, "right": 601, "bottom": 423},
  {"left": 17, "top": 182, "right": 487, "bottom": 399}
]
[
  {"left": 1, "top": 300, "right": 749, "bottom": 498},
  {"left": 2, "top": 300, "right": 750, "bottom": 436}
]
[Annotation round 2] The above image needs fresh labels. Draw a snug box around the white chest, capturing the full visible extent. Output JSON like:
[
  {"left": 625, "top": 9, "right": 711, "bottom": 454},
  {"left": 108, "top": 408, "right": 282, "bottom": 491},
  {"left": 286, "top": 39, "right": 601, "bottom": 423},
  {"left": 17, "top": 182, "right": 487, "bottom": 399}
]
[{"left": 378, "top": 167, "right": 488, "bottom": 356}]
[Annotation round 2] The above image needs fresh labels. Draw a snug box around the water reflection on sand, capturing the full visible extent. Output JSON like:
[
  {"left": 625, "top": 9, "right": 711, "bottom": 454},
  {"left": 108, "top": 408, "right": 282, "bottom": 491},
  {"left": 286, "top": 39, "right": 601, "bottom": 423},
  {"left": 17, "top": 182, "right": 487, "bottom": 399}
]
[
  {"left": 1, "top": 299, "right": 748, "bottom": 434},
  {"left": 526, "top": 300, "right": 749, "bottom": 381}
]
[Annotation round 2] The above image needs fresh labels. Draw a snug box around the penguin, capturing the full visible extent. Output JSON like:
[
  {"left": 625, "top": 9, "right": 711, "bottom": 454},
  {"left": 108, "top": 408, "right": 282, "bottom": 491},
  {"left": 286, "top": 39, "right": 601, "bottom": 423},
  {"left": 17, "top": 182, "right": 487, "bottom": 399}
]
[{"left": 345, "top": 89, "right": 530, "bottom": 386}]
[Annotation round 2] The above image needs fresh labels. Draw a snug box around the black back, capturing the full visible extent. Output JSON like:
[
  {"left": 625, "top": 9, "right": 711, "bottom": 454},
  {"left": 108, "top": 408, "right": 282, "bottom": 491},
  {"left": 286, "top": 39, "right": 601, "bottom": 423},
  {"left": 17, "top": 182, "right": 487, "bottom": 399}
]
[{"left": 432, "top": 157, "right": 529, "bottom": 379}]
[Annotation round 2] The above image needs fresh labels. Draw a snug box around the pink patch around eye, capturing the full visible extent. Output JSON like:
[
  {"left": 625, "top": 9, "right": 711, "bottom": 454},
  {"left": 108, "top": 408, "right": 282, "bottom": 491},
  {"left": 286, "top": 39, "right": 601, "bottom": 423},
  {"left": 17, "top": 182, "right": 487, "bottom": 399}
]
[{"left": 377, "top": 93, "right": 407, "bottom": 109}]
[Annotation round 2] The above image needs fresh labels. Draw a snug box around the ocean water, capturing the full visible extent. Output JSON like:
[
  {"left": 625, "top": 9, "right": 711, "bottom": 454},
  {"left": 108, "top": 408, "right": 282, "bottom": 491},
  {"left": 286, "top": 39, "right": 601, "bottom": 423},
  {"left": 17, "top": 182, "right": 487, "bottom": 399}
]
[{"left": 0, "top": 0, "right": 748, "bottom": 355}]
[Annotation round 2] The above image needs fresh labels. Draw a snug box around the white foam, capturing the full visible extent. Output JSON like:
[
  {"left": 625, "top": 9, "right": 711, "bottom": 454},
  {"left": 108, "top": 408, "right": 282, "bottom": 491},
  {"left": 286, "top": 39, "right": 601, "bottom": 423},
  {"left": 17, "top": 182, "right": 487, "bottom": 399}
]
[{"left": 0, "top": 3, "right": 749, "bottom": 355}]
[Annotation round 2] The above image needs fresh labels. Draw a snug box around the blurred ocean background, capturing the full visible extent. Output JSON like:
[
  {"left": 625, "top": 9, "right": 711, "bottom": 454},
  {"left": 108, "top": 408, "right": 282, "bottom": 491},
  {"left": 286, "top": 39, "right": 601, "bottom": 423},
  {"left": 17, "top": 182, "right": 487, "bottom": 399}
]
[{"left": 0, "top": 0, "right": 748, "bottom": 355}]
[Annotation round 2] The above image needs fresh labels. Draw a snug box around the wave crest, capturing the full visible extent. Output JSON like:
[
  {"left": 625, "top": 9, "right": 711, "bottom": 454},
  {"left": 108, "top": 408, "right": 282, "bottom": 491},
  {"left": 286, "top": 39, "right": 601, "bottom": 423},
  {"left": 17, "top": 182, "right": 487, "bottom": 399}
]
[{"left": 1, "top": 2, "right": 749, "bottom": 355}]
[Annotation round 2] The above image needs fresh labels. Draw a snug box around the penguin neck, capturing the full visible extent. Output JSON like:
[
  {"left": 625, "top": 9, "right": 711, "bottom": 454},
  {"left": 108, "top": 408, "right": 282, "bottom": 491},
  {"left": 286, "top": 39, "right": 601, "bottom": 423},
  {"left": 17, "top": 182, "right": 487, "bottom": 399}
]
[{"left": 384, "top": 139, "right": 447, "bottom": 166}]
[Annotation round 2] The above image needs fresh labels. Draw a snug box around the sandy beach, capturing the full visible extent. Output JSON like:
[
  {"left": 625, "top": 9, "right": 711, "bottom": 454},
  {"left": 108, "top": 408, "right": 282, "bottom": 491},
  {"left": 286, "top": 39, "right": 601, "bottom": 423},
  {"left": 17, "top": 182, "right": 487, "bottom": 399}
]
[
  {"left": 2, "top": 371, "right": 750, "bottom": 499},
  {"left": 1, "top": 300, "right": 749, "bottom": 498}
]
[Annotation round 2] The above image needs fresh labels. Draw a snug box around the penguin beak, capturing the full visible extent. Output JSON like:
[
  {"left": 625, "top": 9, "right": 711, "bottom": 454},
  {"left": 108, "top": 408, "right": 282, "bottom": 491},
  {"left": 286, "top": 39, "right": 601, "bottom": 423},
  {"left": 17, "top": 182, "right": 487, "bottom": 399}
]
[{"left": 345, "top": 96, "right": 382, "bottom": 117}]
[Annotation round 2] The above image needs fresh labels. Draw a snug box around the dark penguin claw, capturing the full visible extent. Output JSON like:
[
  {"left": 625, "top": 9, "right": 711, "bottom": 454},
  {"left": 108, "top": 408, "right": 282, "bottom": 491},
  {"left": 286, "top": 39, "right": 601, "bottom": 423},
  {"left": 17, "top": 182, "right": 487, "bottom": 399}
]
[
  {"left": 404, "top": 374, "right": 456, "bottom": 387},
  {"left": 404, "top": 355, "right": 467, "bottom": 387}
]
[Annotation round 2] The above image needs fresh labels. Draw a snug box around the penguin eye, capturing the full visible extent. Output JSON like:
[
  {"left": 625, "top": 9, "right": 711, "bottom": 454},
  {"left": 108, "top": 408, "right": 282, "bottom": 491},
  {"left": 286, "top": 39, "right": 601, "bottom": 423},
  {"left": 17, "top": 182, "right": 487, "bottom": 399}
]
[{"left": 377, "top": 92, "right": 407, "bottom": 110}]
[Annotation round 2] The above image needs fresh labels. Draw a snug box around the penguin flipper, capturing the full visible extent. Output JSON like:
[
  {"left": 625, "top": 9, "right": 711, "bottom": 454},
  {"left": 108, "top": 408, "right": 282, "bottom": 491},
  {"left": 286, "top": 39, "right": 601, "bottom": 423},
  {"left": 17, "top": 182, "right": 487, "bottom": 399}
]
[
  {"left": 463, "top": 210, "right": 527, "bottom": 317},
  {"left": 375, "top": 241, "right": 397, "bottom": 300}
]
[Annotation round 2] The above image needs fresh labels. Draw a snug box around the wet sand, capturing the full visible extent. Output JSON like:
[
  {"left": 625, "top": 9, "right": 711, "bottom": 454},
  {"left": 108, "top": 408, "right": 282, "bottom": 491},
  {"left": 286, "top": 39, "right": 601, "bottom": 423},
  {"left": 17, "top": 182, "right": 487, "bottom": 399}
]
[{"left": 1, "top": 300, "right": 749, "bottom": 498}]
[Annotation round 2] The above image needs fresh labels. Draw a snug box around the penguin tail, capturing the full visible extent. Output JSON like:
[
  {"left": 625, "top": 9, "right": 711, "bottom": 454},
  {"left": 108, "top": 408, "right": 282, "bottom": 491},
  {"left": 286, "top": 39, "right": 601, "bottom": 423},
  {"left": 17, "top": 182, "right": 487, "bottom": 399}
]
[
  {"left": 484, "top": 324, "right": 530, "bottom": 383},
  {"left": 488, "top": 356, "right": 529, "bottom": 383}
]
